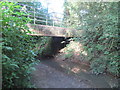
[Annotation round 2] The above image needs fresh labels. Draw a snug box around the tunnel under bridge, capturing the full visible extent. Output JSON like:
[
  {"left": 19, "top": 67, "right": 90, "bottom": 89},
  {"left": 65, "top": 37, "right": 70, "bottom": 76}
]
[
  {"left": 25, "top": 24, "right": 85, "bottom": 58},
  {"left": 34, "top": 35, "right": 71, "bottom": 59}
]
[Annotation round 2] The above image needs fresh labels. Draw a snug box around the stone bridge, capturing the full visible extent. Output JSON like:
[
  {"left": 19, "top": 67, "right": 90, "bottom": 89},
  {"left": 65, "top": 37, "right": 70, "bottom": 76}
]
[{"left": 26, "top": 24, "right": 84, "bottom": 37}]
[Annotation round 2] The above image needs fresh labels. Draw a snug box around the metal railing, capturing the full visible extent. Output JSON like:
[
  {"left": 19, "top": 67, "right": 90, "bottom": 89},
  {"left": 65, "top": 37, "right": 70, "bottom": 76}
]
[{"left": 17, "top": 3, "right": 65, "bottom": 27}]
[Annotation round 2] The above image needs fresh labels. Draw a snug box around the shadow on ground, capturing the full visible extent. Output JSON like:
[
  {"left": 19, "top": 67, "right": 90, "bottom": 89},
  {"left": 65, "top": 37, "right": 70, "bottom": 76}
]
[{"left": 31, "top": 56, "right": 118, "bottom": 88}]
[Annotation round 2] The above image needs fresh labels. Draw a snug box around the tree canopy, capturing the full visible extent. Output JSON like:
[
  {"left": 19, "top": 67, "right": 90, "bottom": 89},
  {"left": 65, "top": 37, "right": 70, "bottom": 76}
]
[{"left": 63, "top": 1, "right": 119, "bottom": 75}]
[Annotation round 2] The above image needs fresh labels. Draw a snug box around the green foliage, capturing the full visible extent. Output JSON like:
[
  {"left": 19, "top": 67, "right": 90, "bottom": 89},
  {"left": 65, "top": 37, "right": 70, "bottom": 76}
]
[
  {"left": 33, "top": 36, "right": 52, "bottom": 57},
  {"left": 90, "top": 56, "right": 107, "bottom": 75},
  {"left": 64, "top": 53, "right": 73, "bottom": 59},
  {"left": 1, "top": 2, "right": 39, "bottom": 88},
  {"left": 64, "top": 49, "right": 74, "bottom": 59},
  {"left": 63, "top": 2, "right": 119, "bottom": 76}
]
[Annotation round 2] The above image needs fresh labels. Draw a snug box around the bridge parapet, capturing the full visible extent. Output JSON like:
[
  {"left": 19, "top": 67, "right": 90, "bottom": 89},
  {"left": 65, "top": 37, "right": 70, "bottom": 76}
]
[{"left": 26, "top": 24, "right": 84, "bottom": 37}]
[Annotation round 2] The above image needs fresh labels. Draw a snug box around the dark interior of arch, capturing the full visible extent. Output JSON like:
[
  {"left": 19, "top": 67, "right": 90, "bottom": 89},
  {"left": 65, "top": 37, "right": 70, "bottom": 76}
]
[{"left": 40, "top": 36, "right": 71, "bottom": 59}]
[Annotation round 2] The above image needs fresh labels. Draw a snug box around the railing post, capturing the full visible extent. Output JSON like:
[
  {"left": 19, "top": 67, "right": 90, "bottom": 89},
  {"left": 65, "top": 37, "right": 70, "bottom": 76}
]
[
  {"left": 60, "top": 21, "right": 62, "bottom": 27},
  {"left": 46, "top": 15, "right": 48, "bottom": 25},
  {"left": 53, "top": 20, "right": 54, "bottom": 26},
  {"left": 33, "top": 3, "right": 35, "bottom": 24},
  {"left": 60, "top": 23, "right": 62, "bottom": 27}
]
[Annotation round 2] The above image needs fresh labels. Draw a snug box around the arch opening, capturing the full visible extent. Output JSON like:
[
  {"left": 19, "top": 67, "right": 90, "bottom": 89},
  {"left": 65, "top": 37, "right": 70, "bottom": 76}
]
[{"left": 41, "top": 36, "right": 71, "bottom": 59}]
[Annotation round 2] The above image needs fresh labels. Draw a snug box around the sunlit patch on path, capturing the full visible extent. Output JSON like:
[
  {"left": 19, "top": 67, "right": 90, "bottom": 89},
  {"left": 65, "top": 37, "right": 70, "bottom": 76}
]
[{"left": 31, "top": 62, "right": 91, "bottom": 88}]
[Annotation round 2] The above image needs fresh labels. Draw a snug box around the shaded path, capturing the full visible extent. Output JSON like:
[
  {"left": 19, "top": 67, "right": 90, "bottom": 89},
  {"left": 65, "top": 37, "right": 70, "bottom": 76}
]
[
  {"left": 31, "top": 59, "right": 91, "bottom": 88},
  {"left": 31, "top": 58, "right": 118, "bottom": 88}
]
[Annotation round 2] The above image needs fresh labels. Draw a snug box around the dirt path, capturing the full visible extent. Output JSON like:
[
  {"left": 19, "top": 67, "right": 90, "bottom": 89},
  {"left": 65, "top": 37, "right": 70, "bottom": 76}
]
[
  {"left": 31, "top": 58, "right": 118, "bottom": 88},
  {"left": 31, "top": 60, "right": 92, "bottom": 88}
]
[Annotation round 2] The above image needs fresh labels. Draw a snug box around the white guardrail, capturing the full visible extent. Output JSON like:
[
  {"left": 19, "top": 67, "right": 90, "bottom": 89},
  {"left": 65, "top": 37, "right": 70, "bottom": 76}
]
[{"left": 17, "top": 3, "right": 64, "bottom": 27}]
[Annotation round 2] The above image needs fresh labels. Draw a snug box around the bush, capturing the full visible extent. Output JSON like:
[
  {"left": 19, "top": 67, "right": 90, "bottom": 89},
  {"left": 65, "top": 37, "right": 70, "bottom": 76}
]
[
  {"left": 80, "top": 2, "right": 119, "bottom": 76},
  {"left": 63, "top": 2, "right": 119, "bottom": 76},
  {"left": 1, "top": 2, "right": 39, "bottom": 88},
  {"left": 33, "top": 36, "right": 53, "bottom": 57}
]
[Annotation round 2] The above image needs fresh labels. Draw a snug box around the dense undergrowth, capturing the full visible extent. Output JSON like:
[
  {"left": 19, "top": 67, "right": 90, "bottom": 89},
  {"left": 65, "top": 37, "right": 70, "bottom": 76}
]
[
  {"left": 63, "top": 2, "right": 119, "bottom": 76},
  {"left": 1, "top": 2, "right": 51, "bottom": 88},
  {"left": 1, "top": 2, "right": 37, "bottom": 88},
  {"left": 33, "top": 36, "right": 52, "bottom": 58}
]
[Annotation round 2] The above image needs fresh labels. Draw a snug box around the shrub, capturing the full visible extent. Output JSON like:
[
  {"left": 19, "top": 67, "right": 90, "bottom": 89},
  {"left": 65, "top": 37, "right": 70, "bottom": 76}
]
[
  {"left": 63, "top": 2, "right": 119, "bottom": 76},
  {"left": 1, "top": 2, "right": 39, "bottom": 88},
  {"left": 33, "top": 36, "right": 53, "bottom": 57}
]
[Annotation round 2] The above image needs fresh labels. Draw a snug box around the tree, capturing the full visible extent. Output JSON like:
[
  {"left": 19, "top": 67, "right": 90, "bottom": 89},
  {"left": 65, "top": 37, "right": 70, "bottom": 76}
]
[{"left": 63, "top": 1, "right": 119, "bottom": 76}]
